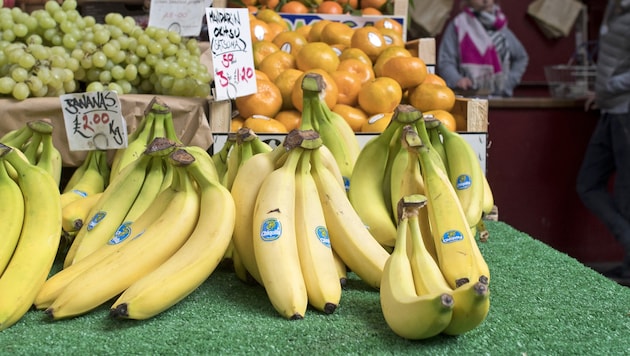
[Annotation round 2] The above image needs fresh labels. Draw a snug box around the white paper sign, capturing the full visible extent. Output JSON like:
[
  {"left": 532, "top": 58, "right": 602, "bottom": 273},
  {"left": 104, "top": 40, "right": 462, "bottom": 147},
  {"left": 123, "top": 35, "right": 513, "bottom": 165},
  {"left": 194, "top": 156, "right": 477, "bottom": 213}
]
[
  {"left": 205, "top": 8, "right": 257, "bottom": 101},
  {"left": 60, "top": 91, "right": 128, "bottom": 151},
  {"left": 148, "top": 0, "right": 206, "bottom": 37}
]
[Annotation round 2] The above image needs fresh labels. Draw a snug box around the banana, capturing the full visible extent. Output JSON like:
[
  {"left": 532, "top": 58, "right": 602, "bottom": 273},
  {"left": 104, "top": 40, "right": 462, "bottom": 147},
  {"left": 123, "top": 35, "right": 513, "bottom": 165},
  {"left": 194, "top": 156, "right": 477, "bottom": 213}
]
[
  {"left": 33, "top": 126, "right": 62, "bottom": 187},
  {"left": 252, "top": 145, "right": 308, "bottom": 319},
  {"left": 0, "top": 161, "right": 24, "bottom": 275},
  {"left": 427, "top": 124, "right": 448, "bottom": 169},
  {"left": 36, "top": 171, "right": 179, "bottom": 309},
  {"left": 389, "top": 129, "right": 425, "bottom": 225},
  {"left": 222, "top": 134, "right": 242, "bottom": 188},
  {"left": 442, "top": 276, "right": 490, "bottom": 336},
  {"left": 0, "top": 123, "right": 33, "bottom": 148},
  {"left": 22, "top": 130, "right": 42, "bottom": 165},
  {"left": 300, "top": 74, "right": 359, "bottom": 188},
  {"left": 332, "top": 249, "right": 348, "bottom": 288},
  {"left": 60, "top": 150, "right": 108, "bottom": 208},
  {"left": 310, "top": 146, "right": 390, "bottom": 289},
  {"left": 414, "top": 124, "right": 489, "bottom": 289},
  {"left": 436, "top": 122, "right": 484, "bottom": 228},
  {"left": 315, "top": 144, "right": 345, "bottom": 189},
  {"left": 61, "top": 192, "right": 104, "bottom": 234},
  {"left": 109, "top": 109, "right": 156, "bottom": 183},
  {"left": 231, "top": 143, "right": 288, "bottom": 285},
  {"left": 110, "top": 149, "right": 236, "bottom": 320},
  {"left": 212, "top": 133, "right": 236, "bottom": 183},
  {"left": 379, "top": 195, "right": 454, "bottom": 340},
  {"left": 481, "top": 172, "right": 494, "bottom": 216},
  {"left": 45, "top": 153, "right": 200, "bottom": 319},
  {"left": 348, "top": 106, "right": 421, "bottom": 248},
  {"left": 295, "top": 150, "right": 341, "bottom": 314},
  {"left": 0, "top": 143, "right": 62, "bottom": 331}
]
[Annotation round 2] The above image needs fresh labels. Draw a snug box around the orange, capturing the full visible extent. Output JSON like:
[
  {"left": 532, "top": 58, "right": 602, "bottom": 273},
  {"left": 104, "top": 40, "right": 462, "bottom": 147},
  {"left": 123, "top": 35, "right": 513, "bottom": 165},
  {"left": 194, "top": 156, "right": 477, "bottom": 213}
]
[
  {"left": 408, "top": 82, "right": 456, "bottom": 112},
  {"left": 361, "top": 112, "right": 393, "bottom": 133},
  {"left": 381, "top": 56, "right": 427, "bottom": 89},
  {"left": 350, "top": 26, "right": 387, "bottom": 62},
  {"left": 332, "top": 104, "right": 368, "bottom": 132},
  {"left": 307, "top": 20, "right": 332, "bottom": 42},
  {"left": 250, "top": 19, "right": 273, "bottom": 42},
  {"left": 235, "top": 79, "right": 283, "bottom": 119},
  {"left": 424, "top": 109, "right": 456, "bottom": 132},
  {"left": 295, "top": 41, "right": 340, "bottom": 73},
  {"left": 280, "top": 0, "right": 310, "bottom": 13},
  {"left": 330, "top": 43, "right": 346, "bottom": 56},
  {"left": 357, "top": 77, "right": 402, "bottom": 115},
  {"left": 320, "top": 21, "right": 354, "bottom": 47},
  {"left": 373, "top": 45, "right": 411, "bottom": 77},
  {"left": 273, "top": 68, "right": 304, "bottom": 110},
  {"left": 379, "top": 28, "right": 404, "bottom": 47},
  {"left": 231, "top": 116, "right": 245, "bottom": 132},
  {"left": 361, "top": 7, "right": 382, "bottom": 15},
  {"left": 374, "top": 18, "right": 403, "bottom": 35},
  {"left": 255, "top": 69, "right": 270, "bottom": 81},
  {"left": 267, "top": 21, "right": 287, "bottom": 40},
  {"left": 272, "top": 31, "right": 308, "bottom": 57},
  {"left": 337, "top": 0, "right": 358, "bottom": 9},
  {"left": 423, "top": 72, "right": 447, "bottom": 86},
  {"left": 291, "top": 69, "right": 339, "bottom": 111},
  {"left": 274, "top": 109, "right": 302, "bottom": 131},
  {"left": 339, "top": 47, "right": 372, "bottom": 66},
  {"left": 317, "top": 1, "right": 344, "bottom": 14},
  {"left": 296, "top": 24, "right": 312, "bottom": 39},
  {"left": 360, "top": 0, "right": 386, "bottom": 10},
  {"left": 243, "top": 115, "right": 289, "bottom": 133},
  {"left": 247, "top": 5, "right": 258, "bottom": 13},
  {"left": 330, "top": 70, "right": 362, "bottom": 106},
  {"left": 256, "top": 8, "right": 289, "bottom": 30},
  {"left": 252, "top": 40, "right": 280, "bottom": 69},
  {"left": 258, "top": 50, "right": 296, "bottom": 81},
  {"left": 337, "top": 58, "right": 375, "bottom": 84}
]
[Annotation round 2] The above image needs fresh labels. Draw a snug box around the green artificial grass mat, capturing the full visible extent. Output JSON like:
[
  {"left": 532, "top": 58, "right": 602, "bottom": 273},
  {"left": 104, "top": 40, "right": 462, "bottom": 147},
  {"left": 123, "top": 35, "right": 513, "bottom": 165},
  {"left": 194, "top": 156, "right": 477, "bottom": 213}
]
[{"left": 1, "top": 221, "right": 629, "bottom": 355}]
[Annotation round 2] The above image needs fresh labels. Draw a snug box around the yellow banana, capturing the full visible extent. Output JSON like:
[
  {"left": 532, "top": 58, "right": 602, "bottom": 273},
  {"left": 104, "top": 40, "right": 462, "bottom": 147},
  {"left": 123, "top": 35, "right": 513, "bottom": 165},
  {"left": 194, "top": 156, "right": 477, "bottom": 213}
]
[
  {"left": 45, "top": 155, "right": 200, "bottom": 320},
  {"left": 414, "top": 124, "right": 488, "bottom": 289},
  {"left": 380, "top": 196, "right": 454, "bottom": 340},
  {"left": 0, "top": 161, "right": 24, "bottom": 275},
  {"left": 310, "top": 146, "right": 390, "bottom": 289},
  {"left": 212, "top": 133, "right": 236, "bottom": 183},
  {"left": 222, "top": 134, "right": 242, "bottom": 189},
  {"left": 61, "top": 192, "right": 104, "bottom": 234},
  {"left": 296, "top": 150, "right": 341, "bottom": 314},
  {"left": 33, "top": 126, "right": 62, "bottom": 187},
  {"left": 436, "top": 122, "right": 484, "bottom": 228},
  {"left": 442, "top": 276, "right": 490, "bottom": 335},
  {"left": 252, "top": 145, "right": 308, "bottom": 319},
  {"left": 332, "top": 249, "right": 348, "bottom": 288},
  {"left": 0, "top": 144, "right": 61, "bottom": 331},
  {"left": 110, "top": 149, "right": 235, "bottom": 320},
  {"left": 0, "top": 123, "right": 33, "bottom": 148},
  {"left": 109, "top": 109, "right": 156, "bottom": 183},
  {"left": 231, "top": 144, "right": 288, "bottom": 285},
  {"left": 427, "top": 124, "right": 448, "bottom": 169},
  {"left": 60, "top": 150, "right": 108, "bottom": 208},
  {"left": 481, "top": 173, "right": 494, "bottom": 216},
  {"left": 36, "top": 173, "right": 178, "bottom": 310},
  {"left": 22, "top": 130, "right": 42, "bottom": 165},
  {"left": 389, "top": 130, "right": 425, "bottom": 225}
]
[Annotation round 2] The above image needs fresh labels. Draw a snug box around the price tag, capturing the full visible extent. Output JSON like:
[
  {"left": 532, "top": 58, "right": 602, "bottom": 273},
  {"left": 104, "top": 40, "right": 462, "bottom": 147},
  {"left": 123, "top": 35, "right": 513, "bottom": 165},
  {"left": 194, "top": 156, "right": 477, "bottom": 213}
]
[
  {"left": 205, "top": 8, "right": 257, "bottom": 101},
  {"left": 148, "top": 0, "right": 207, "bottom": 37},
  {"left": 60, "top": 91, "right": 128, "bottom": 151}
]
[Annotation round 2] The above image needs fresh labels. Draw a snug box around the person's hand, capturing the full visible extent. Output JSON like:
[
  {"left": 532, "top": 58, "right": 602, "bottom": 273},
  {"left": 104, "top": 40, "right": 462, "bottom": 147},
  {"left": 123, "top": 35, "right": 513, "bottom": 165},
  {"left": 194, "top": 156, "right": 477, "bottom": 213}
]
[
  {"left": 584, "top": 91, "right": 598, "bottom": 111},
  {"left": 456, "top": 77, "right": 474, "bottom": 90}
]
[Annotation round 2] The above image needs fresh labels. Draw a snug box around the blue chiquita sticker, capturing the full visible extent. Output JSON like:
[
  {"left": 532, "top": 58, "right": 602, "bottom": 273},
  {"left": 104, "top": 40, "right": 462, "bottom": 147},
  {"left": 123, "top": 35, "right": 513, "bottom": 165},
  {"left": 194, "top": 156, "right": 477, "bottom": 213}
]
[
  {"left": 315, "top": 226, "right": 331, "bottom": 248},
  {"left": 87, "top": 211, "right": 106, "bottom": 231},
  {"left": 442, "top": 230, "right": 464, "bottom": 244},
  {"left": 260, "top": 218, "right": 282, "bottom": 241},
  {"left": 456, "top": 174, "right": 472, "bottom": 190},
  {"left": 71, "top": 189, "right": 88, "bottom": 198},
  {"left": 108, "top": 221, "right": 132, "bottom": 245},
  {"left": 343, "top": 176, "right": 351, "bottom": 192}
]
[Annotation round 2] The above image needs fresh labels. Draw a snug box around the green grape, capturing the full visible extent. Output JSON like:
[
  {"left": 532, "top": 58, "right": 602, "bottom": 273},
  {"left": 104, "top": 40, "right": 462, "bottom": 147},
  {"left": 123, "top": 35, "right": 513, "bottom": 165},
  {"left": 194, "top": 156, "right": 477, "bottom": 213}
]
[
  {"left": 80, "top": 56, "right": 93, "bottom": 70},
  {"left": 111, "top": 50, "right": 126, "bottom": 64},
  {"left": 81, "top": 41, "right": 97, "bottom": 54},
  {"left": 50, "top": 46, "right": 66, "bottom": 56},
  {"left": 70, "top": 48, "right": 84, "bottom": 61},
  {"left": 154, "top": 60, "right": 168, "bottom": 75},
  {"left": 32, "top": 83, "right": 48, "bottom": 97},
  {"left": 109, "top": 26, "right": 123, "bottom": 39},
  {"left": 25, "top": 34, "right": 43, "bottom": 45},
  {"left": 73, "top": 66, "right": 86, "bottom": 81},
  {"left": 13, "top": 23, "right": 28, "bottom": 38},
  {"left": 99, "top": 70, "right": 112, "bottom": 83},
  {"left": 137, "top": 33, "right": 150, "bottom": 46},
  {"left": 116, "top": 79, "right": 132, "bottom": 93},
  {"left": 53, "top": 11, "right": 67, "bottom": 25},
  {"left": 111, "top": 65, "right": 124, "bottom": 80},
  {"left": 117, "top": 36, "right": 131, "bottom": 50},
  {"left": 102, "top": 42, "right": 118, "bottom": 58},
  {"left": 144, "top": 26, "right": 157, "bottom": 38},
  {"left": 23, "top": 16, "right": 38, "bottom": 32},
  {"left": 11, "top": 66, "right": 28, "bottom": 82},
  {"left": 135, "top": 44, "right": 148, "bottom": 58},
  {"left": 105, "top": 12, "right": 124, "bottom": 26},
  {"left": 124, "top": 63, "right": 137, "bottom": 81},
  {"left": 126, "top": 53, "right": 140, "bottom": 65},
  {"left": 163, "top": 43, "right": 178, "bottom": 57},
  {"left": 29, "top": 43, "right": 49, "bottom": 60},
  {"left": 18, "top": 53, "right": 36, "bottom": 69},
  {"left": 62, "top": 0, "right": 78, "bottom": 11},
  {"left": 84, "top": 15, "right": 96, "bottom": 27},
  {"left": 139, "top": 78, "right": 153, "bottom": 93},
  {"left": 194, "top": 83, "right": 211, "bottom": 98},
  {"left": 44, "top": 0, "right": 61, "bottom": 13},
  {"left": 0, "top": 76, "right": 16, "bottom": 94},
  {"left": 93, "top": 28, "right": 111, "bottom": 45},
  {"left": 159, "top": 74, "right": 174, "bottom": 89},
  {"left": 86, "top": 81, "right": 104, "bottom": 92},
  {"left": 66, "top": 57, "right": 80, "bottom": 72},
  {"left": 38, "top": 15, "right": 56, "bottom": 30},
  {"left": 26, "top": 75, "right": 43, "bottom": 93},
  {"left": 50, "top": 54, "right": 66, "bottom": 69},
  {"left": 92, "top": 51, "right": 107, "bottom": 68},
  {"left": 63, "top": 79, "right": 76, "bottom": 93},
  {"left": 137, "top": 61, "right": 151, "bottom": 77},
  {"left": 168, "top": 63, "right": 186, "bottom": 79},
  {"left": 60, "top": 20, "right": 75, "bottom": 34},
  {"left": 86, "top": 67, "right": 101, "bottom": 82},
  {"left": 147, "top": 41, "right": 162, "bottom": 55},
  {"left": 171, "top": 78, "right": 186, "bottom": 95},
  {"left": 107, "top": 82, "right": 123, "bottom": 94},
  {"left": 12, "top": 81, "right": 29, "bottom": 100},
  {"left": 167, "top": 31, "right": 181, "bottom": 45},
  {"left": 36, "top": 66, "right": 51, "bottom": 84},
  {"left": 1, "top": 18, "right": 14, "bottom": 32},
  {"left": 2, "top": 29, "right": 16, "bottom": 42},
  {"left": 119, "top": 17, "right": 135, "bottom": 34},
  {"left": 145, "top": 53, "right": 158, "bottom": 66},
  {"left": 63, "top": 68, "right": 74, "bottom": 82}
]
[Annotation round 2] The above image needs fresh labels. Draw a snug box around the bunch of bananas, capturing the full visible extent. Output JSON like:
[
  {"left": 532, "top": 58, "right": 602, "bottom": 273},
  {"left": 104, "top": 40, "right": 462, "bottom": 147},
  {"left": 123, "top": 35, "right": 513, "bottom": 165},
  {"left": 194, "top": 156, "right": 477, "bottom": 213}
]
[
  {"left": 34, "top": 139, "right": 235, "bottom": 321},
  {"left": 0, "top": 143, "right": 62, "bottom": 331},
  {"left": 349, "top": 105, "right": 494, "bottom": 249},
  {"left": 231, "top": 129, "right": 390, "bottom": 319},
  {"left": 0, "top": 119, "right": 62, "bottom": 187},
  {"left": 378, "top": 122, "right": 491, "bottom": 338}
]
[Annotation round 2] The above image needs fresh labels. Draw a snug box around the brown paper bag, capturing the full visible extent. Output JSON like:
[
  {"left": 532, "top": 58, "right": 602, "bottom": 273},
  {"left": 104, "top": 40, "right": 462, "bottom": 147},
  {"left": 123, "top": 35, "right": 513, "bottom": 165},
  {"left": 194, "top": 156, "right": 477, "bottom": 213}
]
[
  {"left": 527, "top": 0, "right": 583, "bottom": 38},
  {"left": 408, "top": 0, "right": 454, "bottom": 38}
]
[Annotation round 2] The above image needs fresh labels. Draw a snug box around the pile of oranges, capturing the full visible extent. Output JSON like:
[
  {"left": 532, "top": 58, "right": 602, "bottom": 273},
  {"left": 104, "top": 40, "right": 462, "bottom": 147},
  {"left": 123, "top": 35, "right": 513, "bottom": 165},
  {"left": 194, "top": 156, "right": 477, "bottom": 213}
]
[
  {"left": 232, "top": 8, "right": 460, "bottom": 133},
  {"left": 232, "top": 0, "right": 394, "bottom": 16}
]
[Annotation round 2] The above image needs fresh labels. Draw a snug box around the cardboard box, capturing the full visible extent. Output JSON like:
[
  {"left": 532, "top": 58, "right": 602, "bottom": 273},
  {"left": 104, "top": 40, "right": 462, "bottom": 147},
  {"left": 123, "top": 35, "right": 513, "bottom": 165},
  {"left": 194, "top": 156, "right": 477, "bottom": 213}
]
[{"left": 0, "top": 95, "right": 214, "bottom": 167}]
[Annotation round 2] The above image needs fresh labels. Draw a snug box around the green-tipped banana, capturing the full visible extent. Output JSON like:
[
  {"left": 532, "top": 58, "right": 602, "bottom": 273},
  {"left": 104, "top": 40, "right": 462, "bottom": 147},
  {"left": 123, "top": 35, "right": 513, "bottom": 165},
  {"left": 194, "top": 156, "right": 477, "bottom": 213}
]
[
  {"left": 0, "top": 161, "right": 24, "bottom": 275},
  {"left": 60, "top": 150, "right": 108, "bottom": 208}
]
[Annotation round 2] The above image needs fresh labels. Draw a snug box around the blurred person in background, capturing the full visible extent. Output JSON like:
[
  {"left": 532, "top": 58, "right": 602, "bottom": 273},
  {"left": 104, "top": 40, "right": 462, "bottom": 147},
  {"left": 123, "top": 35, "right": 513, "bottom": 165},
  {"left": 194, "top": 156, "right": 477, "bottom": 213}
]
[
  {"left": 437, "top": 0, "right": 528, "bottom": 97},
  {"left": 577, "top": 0, "right": 630, "bottom": 281}
]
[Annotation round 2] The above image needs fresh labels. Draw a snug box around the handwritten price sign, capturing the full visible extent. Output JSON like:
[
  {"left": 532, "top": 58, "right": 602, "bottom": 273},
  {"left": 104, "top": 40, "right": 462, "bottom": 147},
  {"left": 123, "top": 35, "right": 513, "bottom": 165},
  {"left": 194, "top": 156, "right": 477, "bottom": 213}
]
[
  {"left": 60, "top": 91, "right": 128, "bottom": 151},
  {"left": 148, "top": 0, "right": 206, "bottom": 36},
  {"left": 206, "top": 8, "right": 257, "bottom": 101}
]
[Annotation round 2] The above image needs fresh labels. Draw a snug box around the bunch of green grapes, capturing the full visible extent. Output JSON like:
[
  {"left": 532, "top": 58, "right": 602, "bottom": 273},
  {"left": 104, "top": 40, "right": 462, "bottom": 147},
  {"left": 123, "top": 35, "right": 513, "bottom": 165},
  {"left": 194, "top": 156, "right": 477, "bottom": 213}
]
[{"left": 0, "top": 0, "right": 212, "bottom": 100}]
